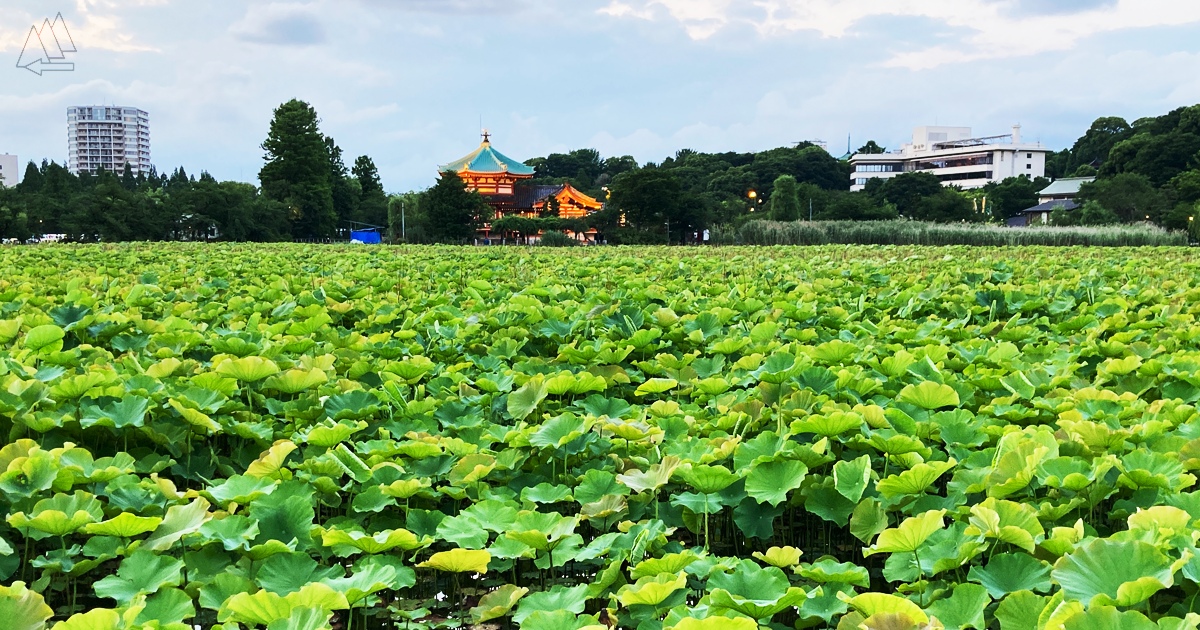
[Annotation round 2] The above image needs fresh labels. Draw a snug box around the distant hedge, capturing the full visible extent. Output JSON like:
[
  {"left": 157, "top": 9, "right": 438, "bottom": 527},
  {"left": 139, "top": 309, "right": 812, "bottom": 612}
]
[{"left": 721, "top": 220, "right": 1189, "bottom": 247}]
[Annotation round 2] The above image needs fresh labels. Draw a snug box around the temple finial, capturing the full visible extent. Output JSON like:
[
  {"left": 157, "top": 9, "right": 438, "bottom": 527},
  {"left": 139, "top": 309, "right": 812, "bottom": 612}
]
[{"left": 481, "top": 128, "right": 491, "bottom": 143}]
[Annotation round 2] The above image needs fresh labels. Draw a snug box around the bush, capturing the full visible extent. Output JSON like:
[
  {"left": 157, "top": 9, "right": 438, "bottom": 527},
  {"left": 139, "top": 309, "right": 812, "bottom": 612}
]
[
  {"left": 538, "top": 230, "right": 578, "bottom": 247},
  {"left": 737, "top": 219, "right": 1186, "bottom": 247}
]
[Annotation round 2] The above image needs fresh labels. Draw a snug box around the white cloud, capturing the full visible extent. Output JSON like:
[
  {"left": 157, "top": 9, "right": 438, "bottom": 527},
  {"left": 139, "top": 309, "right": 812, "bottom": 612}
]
[
  {"left": 229, "top": 3, "right": 327, "bottom": 46},
  {"left": 598, "top": 0, "right": 1200, "bottom": 68}
]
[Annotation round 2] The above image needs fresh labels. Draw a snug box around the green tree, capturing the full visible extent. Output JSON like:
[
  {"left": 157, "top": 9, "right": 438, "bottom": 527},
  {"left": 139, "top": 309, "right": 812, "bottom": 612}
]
[
  {"left": 353, "top": 155, "right": 388, "bottom": 227},
  {"left": 608, "top": 168, "right": 681, "bottom": 235},
  {"left": 259, "top": 99, "right": 337, "bottom": 239},
  {"left": 818, "top": 191, "right": 896, "bottom": 221},
  {"left": 881, "top": 172, "right": 943, "bottom": 217},
  {"left": 326, "top": 138, "right": 357, "bottom": 231},
  {"left": 1078, "top": 173, "right": 1168, "bottom": 223},
  {"left": 856, "top": 141, "right": 886, "bottom": 154},
  {"left": 911, "top": 188, "right": 979, "bottom": 223},
  {"left": 423, "top": 171, "right": 489, "bottom": 242},
  {"left": 769, "top": 175, "right": 802, "bottom": 221},
  {"left": 981, "top": 176, "right": 1050, "bottom": 222}
]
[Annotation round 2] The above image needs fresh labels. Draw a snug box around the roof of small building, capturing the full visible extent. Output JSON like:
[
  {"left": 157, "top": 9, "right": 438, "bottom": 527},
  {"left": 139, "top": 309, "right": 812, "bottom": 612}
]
[
  {"left": 439, "top": 140, "right": 535, "bottom": 176},
  {"left": 1039, "top": 176, "right": 1095, "bottom": 198},
  {"left": 1022, "top": 199, "right": 1080, "bottom": 214}
]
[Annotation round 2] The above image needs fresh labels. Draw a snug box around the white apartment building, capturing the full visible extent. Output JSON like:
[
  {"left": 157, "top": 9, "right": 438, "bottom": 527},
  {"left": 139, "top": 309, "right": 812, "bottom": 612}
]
[
  {"left": 0, "top": 154, "right": 17, "bottom": 188},
  {"left": 849, "top": 126, "right": 1048, "bottom": 192},
  {"left": 67, "top": 106, "right": 151, "bottom": 176}
]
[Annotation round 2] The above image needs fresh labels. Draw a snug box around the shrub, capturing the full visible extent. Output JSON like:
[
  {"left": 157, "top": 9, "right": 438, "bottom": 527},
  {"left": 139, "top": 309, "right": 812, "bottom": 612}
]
[{"left": 538, "top": 230, "right": 578, "bottom": 247}]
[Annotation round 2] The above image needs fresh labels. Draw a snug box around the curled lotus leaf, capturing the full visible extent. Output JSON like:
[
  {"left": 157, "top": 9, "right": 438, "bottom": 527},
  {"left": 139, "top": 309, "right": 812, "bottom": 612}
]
[
  {"left": 897, "top": 381, "right": 960, "bottom": 410},
  {"left": 320, "top": 528, "right": 427, "bottom": 555},
  {"left": 616, "top": 571, "right": 687, "bottom": 607},
  {"left": 82, "top": 513, "right": 162, "bottom": 538},
  {"left": 0, "top": 581, "right": 54, "bottom": 630},
  {"left": 470, "top": 584, "right": 529, "bottom": 623},
  {"left": 752, "top": 546, "right": 803, "bottom": 568},
  {"left": 215, "top": 356, "right": 280, "bottom": 383},
  {"left": 863, "top": 510, "right": 946, "bottom": 556},
  {"left": 836, "top": 591, "right": 929, "bottom": 625},
  {"left": 1052, "top": 539, "right": 1189, "bottom": 608},
  {"left": 418, "top": 548, "right": 492, "bottom": 573}
]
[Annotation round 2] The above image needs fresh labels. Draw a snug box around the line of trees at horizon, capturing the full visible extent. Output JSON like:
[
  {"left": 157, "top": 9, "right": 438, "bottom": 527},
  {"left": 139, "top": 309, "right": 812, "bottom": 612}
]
[{"left": 1, "top": 99, "right": 1197, "bottom": 244}]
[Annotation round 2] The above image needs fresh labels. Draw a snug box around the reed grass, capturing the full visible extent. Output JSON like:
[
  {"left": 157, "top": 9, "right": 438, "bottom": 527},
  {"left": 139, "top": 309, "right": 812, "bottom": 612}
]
[{"left": 728, "top": 220, "right": 1188, "bottom": 247}]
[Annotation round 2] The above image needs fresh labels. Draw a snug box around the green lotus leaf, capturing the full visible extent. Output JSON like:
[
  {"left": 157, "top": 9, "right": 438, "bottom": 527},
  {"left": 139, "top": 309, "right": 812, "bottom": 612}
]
[
  {"left": 506, "top": 511, "right": 577, "bottom": 551},
  {"left": 436, "top": 514, "right": 489, "bottom": 549},
  {"left": 707, "top": 559, "right": 806, "bottom": 618},
  {"left": 470, "top": 584, "right": 529, "bottom": 623},
  {"left": 833, "top": 454, "right": 872, "bottom": 503},
  {"left": 79, "top": 396, "right": 149, "bottom": 430},
  {"left": 745, "top": 459, "right": 808, "bottom": 507},
  {"left": 897, "top": 381, "right": 960, "bottom": 410},
  {"left": 302, "top": 420, "right": 368, "bottom": 448},
  {"left": 796, "top": 558, "right": 870, "bottom": 587},
  {"left": 877, "top": 459, "right": 956, "bottom": 499},
  {"left": 1062, "top": 606, "right": 1158, "bottom": 630},
  {"left": 926, "top": 582, "right": 989, "bottom": 630},
  {"left": 1052, "top": 539, "right": 1187, "bottom": 608},
  {"left": 863, "top": 509, "right": 946, "bottom": 556},
  {"left": 631, "top": 551, "right": 701, "bottom": 579},
  {"left": 324, "top": 391, "right": 382, "bottom": 421},
  {"left": 669, "top": 618, "right": 757, "bottom": 630},
  {"left": 25, "top": 325, "right": 66, "bottom": 354},
  {"left": 379, "top": 478, "right": 428, "bottom": 499},
  {"left": 321, "top": 528, "right": 426, "bottom": 555},
  {"left": 83, "top": 513, "right": 162, "bottom": 538},
  {"left": 967, "top": 553, "right": 1053, "bottom": 599},
  {"left": 257, "top": 552, "right": 343, "bottom": 595},
  {"left": 199, "top": 573, "right": 256, "bottom": 612},
  {"left": 203, "top": 474, "right": 277, "bottom": 507},
  {"left": 994, "top": 590, "right": 1048, "bottom": 630},
  {"left": 964, "top": 498, "right": 1044, "bottom": 553},
  {"left": 752, "top": 545, "right": 803, "bottom": 568},
  {"left": 790, "top": 410, "right": 864, "bottom": 438},
  {"left": 635, "top": 378, "right": 678, "bottom": 396},
  {"left": 219, "top": 583, "right": 349, "bottom": 625},
  {"left": 850, "top": 498, "right": 889, "bottom": 543},
  {"left": 449, "top": 453, "right": 496, "bottom": 486},
  {"left": 263, "top": 368, "right": 327, "bottom": 394},
  {"left": 329, "top": 443, "right": 371, "bottom": 483},
  {"left": 617, "top": 456, "right": 682, "bottom": 494},
  {"left": 518, "top": 610, "right": 602, "bottom": 630},
  {"left": 417, "top": 548, "right": 491, "bottom": 573},
  {"left": 0, "top": 450, "right": 60, "bottom": 500},
  {"left": 529, "top": 414, "right": 589, "bottom": 450},
  {"left": 617, "top": 571, "right": 687, "bottom": 607},
  {"left": 573, "top": 469, "right": 631, "bottom": 505},
  {"left": 10, "top": 491, "right": 105, "bottom": 536},
  {"left": 508, "top": 377, "right": 549, "bottom": 420},
  {"left": 134, "top": 587, "right": 195, "bottom": 626},
  {"left": 215, "top": 356, "right": 280, "bottom": 382},
  {"left": 836, "top": 592, "right": 928, "bottom": 624},
  {"left": 676, "top": 464, "right": 738, "bottom": 494},
  {"left": 512, "top": 584, "right": 589, "bottom": 623},
  {"left": 0, "top": 581, "right": 54, "bottom": 630},
  {"left": 94, "top": 550, "right": 184, "bottom": 604},
  {"left": 142, "top": 498, "right": 212, "bottom": 552},
  {"left": 265, "top": 607, "right": 332, "bottom": 630},
  {"left": 320, "top": 563, "right": 397, "bottom": 606},
  {"left": 245, "top": 441, "right": 298, "bottom": 480},
  {"left": 520, "top": 483, "right": 573, "bottom": 504},
  {"left": 49, "top": 609, "right": 120, "bottom": 630}
]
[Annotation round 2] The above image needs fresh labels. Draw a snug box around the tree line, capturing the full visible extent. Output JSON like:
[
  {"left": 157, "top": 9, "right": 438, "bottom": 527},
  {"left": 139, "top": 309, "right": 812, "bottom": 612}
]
[{"left": 2, "top": 99, "right": 1197, "bottom": 243}]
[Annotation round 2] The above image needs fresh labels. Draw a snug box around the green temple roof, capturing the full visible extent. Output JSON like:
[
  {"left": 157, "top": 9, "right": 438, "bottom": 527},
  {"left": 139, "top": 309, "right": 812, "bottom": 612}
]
[{"left": 439, "top": 139, "right": 535, "bottom": 176}]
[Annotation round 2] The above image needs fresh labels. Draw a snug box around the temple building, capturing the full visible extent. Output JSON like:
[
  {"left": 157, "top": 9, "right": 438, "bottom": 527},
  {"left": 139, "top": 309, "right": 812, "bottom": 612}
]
[{"left": 438, "top": 132, "right": 605, "bottom": 240}]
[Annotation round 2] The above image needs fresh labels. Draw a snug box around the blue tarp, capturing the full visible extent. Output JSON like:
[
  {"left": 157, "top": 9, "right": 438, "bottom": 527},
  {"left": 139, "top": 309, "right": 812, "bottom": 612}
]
[{"left": 350, "top": 231, "right": 382, "bottom": 244}]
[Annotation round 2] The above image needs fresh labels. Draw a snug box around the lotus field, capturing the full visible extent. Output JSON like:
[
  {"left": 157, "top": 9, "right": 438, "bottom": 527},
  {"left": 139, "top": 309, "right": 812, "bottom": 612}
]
[{"left": 8, "top": 243, "right": 1200, "bottom": 630}]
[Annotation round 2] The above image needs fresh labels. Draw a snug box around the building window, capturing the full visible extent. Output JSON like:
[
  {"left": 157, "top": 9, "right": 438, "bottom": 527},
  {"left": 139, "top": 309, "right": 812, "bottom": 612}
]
[
  {"left": 1027, "top": 153, "right": 1032, "bottom": 159},
  {"left": 855, "top": 178, "right": 869, "bottom": 186},
  {"left": 1027, "top": 164, "right": 1032, "bottom": 169},
  {"left": 937, "top": 170, "right": 993, "bottom": 182},
  {"left": 855, "top": 164, "right": 900, "bottom": 172}
]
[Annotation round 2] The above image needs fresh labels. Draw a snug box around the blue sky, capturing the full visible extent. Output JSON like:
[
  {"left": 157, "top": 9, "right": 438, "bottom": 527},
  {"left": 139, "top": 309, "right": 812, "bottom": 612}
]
[{"left": 2, "top": 0, "right": 1199, "bottom": 192}]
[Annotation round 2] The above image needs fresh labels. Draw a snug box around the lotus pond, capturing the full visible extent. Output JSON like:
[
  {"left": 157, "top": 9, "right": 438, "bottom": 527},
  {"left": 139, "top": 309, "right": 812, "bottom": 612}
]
[{"left": 4, "top": 243, "right": 1200, "bottom": 630}]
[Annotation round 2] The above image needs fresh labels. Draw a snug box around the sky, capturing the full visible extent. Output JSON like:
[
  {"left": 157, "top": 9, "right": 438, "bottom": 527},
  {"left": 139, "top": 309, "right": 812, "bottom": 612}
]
[{"left": 1, "top": 0, "right": 1199, "bottom": 192}]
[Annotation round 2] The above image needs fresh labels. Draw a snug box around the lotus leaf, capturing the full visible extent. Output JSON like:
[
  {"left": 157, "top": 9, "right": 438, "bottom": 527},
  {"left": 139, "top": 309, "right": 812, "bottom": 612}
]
[
  {"left": 93, "top": 550, "right": 183, "bottom": 604},
  {"left": 752, "top": 546, "right": 803, "bottom": 568},
  {"left": 926, "top": 582, "right": 989, "bottom": 630},
  {"left": 864, "top": 509, "right": 946, "bottom": 556},
  {"left": 418, "top": 548, "right": 491, "bottom": 573},
  {"left": 967, "top": 553, "right": 1053, "bottom": 599},
  {"left": 512, "top": 584, "right": 589, "bottom": 623},
  {"left": 897, "top": 381, "right": 960, "bottom": 410},
  {"left": 470, "top": 584, "right": 529, "bottom": 623},
  {"left": 0, "top": 581, "right": 54, "bottom": 630},
  {"left": 617, "top": 571, "right": 687, "bottom": 607},
  {"left": 1052, "top": 539, "right": 1187, "bottom": 607}
]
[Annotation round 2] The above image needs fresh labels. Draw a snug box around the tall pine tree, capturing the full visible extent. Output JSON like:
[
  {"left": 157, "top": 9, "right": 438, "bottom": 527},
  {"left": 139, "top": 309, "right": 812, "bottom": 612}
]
[
  {"left": 259, "top": 99, "right": 336, "bottom": 239},
  {"left": 352, "top": 155, "right": 388, "bottom": 227}
]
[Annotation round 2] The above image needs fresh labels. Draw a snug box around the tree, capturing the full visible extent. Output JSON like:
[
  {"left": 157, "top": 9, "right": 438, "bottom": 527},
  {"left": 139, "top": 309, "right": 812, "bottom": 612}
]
[
  {"left": 326, "top": 138, "right": 357, "bottom": 230},
  {"left": 880, "top": 172, "right": 943, "bottom": 217},
  {"left": 981, "top": 176, "right": 1049, "bottom": 222},
  {"left": 1078, "top": 173, "right": 1168, "bottom": 223},
  {"left": 856, "top": 141, "right": 886, "bottom": 155},
  {"left": 818, "top": 191, "right": 897, "bottom": 221},
  {"left": 910, "top": 189, "right": 978, "bottom": 223},
  {"left": 353, "top": 155, "right": 388, "bottom": 227},
  {"left": 422, "top": 172, "right": 489, "bottom": 242},
  {"left": 259, "top": 99, "right": 337, "bottom": 239},
  {"left": 1068, "top": 116, "right": 1133, "bottom": 172},
  {"left": 769, "top": 175, "right": 802, "bottom": 221},
  {"left": 608, "top": 168, "right": 681, "bottom": 235}
]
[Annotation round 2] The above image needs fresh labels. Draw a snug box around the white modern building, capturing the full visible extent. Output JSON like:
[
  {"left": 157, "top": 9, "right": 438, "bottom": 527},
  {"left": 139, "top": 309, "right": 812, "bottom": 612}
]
[
  {"left": 849, "top": 126, "right": 1048, "bottom": 191},
  {"left": 67, "top": 106, "right": 151, "bottom": 176},
  {"left": 0, "top": 154, "right": 17, "bottom": 187}
]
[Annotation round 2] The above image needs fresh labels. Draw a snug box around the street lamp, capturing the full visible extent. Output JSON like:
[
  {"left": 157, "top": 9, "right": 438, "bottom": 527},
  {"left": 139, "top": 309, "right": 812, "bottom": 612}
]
[{"left": 748, "top": 190, "right": 756, "bottom": 212}]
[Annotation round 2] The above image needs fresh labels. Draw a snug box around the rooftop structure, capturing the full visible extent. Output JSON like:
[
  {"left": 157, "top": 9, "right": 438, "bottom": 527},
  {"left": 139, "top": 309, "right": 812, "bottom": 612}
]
[
  {"left": 849, "top": 125, "right": 1049, "bottom": 192},
  {"left": 0, "top": 154, "right": 17, "bottom": 187},
  {"left": 1038, "top": 176, "right": 1095, "bottom": 202},
  {"left": 67, "top": 106, "right": 150, "bottom": 176}
]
